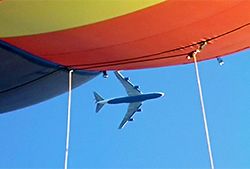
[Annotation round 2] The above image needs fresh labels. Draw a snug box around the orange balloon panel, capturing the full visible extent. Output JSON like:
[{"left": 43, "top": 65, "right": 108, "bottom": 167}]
[{"left": 2, "top": 0, "right": 250, "bottom": 71}]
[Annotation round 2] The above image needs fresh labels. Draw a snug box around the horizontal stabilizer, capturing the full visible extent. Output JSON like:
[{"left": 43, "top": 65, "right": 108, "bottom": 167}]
[
  {"left": 93, "top": 92, "right": 105, "bottom": 113},
  {"left": 96, "top": 103, "right": 105, "bottom": 113},
  {"left": 94, "top": 92, "right": 104, "bottom": 102}
]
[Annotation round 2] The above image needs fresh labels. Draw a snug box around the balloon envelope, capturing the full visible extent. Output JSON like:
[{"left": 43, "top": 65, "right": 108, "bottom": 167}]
[{"left": 0, "top": 0, "right": 249, "bottom": 113}]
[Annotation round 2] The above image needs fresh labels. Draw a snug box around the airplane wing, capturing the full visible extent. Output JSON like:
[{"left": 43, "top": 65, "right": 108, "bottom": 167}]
[
  {"left": 118, "top": 102, "right": 142, "bottom": 129},
  {"left": 114, "top": 71, "right": 141, "bottom": 96}
]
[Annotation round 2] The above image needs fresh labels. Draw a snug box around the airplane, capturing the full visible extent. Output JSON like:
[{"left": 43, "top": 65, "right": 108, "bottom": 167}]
[{"left": 94, "top": 71, "right": 164, "bottom": 129}]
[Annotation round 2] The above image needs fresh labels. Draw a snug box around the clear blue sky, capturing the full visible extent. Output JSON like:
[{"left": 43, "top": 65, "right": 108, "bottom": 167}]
[{"left": 0, "top": 50, "right": 250, "bottom": 168}]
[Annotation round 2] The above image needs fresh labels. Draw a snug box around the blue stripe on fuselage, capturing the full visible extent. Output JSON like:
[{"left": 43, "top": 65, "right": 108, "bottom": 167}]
[{"left": 107, "top": 93, "right": 162, "bottom": 104}]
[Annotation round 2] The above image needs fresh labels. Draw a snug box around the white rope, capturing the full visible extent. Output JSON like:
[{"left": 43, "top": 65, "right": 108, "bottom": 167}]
[
  {"left": 193, "top": 55, "right": 215, "bottom": 169},
  {"left": 64, "top": 70, "right": 73, "bottom": 169}
]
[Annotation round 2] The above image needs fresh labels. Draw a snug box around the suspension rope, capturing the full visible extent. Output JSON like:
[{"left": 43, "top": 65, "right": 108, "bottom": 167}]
[
  {"left": 64, "top": 70, "right": 74, "bottom": 169},
  {"left": 190, "top": 43, "right": 215, "bottom": 169}
]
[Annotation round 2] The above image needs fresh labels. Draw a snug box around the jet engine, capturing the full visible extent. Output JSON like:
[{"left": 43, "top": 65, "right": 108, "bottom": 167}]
[{"left": 128, "top": 118, "right": 134, "bottom": 121}]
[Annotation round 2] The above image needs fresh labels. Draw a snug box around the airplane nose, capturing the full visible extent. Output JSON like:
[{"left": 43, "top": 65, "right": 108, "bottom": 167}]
[{"left": 158, "top": 92, "right": 164, "bottom": 97}]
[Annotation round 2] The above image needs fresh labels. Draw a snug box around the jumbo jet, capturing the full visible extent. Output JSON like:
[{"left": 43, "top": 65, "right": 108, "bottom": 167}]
[{"left": 94, "top": 71, "right": 164, "bottom": 129}]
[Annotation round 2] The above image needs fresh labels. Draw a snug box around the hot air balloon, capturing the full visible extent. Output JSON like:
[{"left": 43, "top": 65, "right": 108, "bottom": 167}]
[{"left": 0, "top": 0, "right": 249, "bottom": 113}]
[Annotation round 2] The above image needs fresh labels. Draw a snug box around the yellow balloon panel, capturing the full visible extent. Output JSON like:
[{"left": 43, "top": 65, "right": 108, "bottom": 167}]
[{"left": 0, "top": 0, "right": 164, "bottom": 38}]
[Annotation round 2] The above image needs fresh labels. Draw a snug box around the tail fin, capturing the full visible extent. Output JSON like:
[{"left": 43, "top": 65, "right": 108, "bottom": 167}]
[{"left": 93, "top": 92, "right": 105, "bottom": 113}]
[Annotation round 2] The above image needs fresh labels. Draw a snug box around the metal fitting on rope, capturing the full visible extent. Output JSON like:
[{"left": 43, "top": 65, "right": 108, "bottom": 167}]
[
  {"left": 187, "top": 50, "right": 199, "bottom": 60},
  {"left": 187, "top": 41, "right": 208, "bottom": 60},
  {"left": 198, "top": 41, "right": 208, "bottom": 51},
  {"left": 217, "top": 57, "right": 224, "bottom": 66},
  {"left": 102, "top": 71, "right": 108, "bottom": 78}
]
